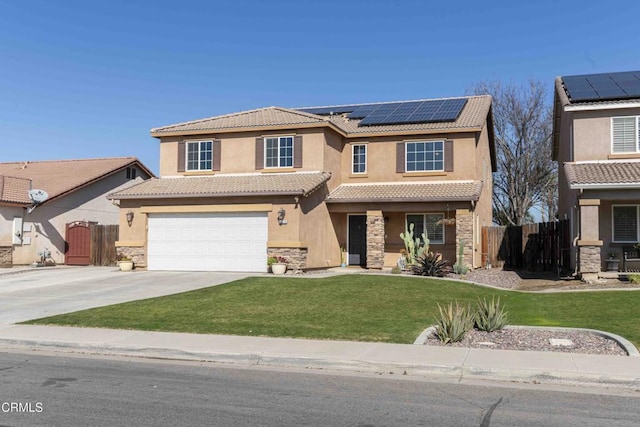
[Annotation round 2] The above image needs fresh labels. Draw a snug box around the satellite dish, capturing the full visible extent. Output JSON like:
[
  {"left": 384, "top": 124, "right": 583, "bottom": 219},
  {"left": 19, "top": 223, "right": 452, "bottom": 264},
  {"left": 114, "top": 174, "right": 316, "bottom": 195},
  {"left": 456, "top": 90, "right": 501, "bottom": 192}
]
[{"left": 28, "top": 189, "right": 49, "bottom": 204}]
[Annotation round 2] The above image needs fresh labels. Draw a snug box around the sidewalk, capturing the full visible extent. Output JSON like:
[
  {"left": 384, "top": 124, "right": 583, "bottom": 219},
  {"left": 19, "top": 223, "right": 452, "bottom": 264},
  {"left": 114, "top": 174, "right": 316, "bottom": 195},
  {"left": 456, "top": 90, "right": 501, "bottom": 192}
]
[{"left": 1, "top": 323, "right": 639, "bottom": 391}]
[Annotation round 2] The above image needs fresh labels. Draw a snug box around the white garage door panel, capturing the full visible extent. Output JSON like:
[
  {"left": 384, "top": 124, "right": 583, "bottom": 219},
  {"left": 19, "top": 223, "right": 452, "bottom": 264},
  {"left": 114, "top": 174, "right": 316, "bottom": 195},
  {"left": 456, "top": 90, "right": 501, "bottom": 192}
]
[{"left": 147, "top": 212, "right": 268, "bottom": 272}]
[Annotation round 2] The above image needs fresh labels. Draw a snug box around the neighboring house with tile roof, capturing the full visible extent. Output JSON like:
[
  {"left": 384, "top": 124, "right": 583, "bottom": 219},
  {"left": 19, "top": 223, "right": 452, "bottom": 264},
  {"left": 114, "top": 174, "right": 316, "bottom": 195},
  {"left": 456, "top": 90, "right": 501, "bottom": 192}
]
[
  {"left": 0, "top": 157, "right": 153, "bottom": 266},
  {"left": 110, "top": 96, "right": 495, "bottom": 272},
  {"left": 553, "top": 70, "right": 640, "bottom": 280}
]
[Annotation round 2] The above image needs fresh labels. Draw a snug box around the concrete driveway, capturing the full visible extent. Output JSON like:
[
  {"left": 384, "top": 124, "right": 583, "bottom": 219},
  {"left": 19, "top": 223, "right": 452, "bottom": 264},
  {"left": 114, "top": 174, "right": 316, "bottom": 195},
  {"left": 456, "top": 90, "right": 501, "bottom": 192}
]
[{"left": 0, "top": 267, "right": 250, "bottom": 324}]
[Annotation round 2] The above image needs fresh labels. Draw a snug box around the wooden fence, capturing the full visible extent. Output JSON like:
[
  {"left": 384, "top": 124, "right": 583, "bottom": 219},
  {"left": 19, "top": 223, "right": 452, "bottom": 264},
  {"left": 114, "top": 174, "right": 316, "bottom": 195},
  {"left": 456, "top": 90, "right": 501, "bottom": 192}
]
[
  {"left": 90, "top": 224, "right": 119, "bottom": 266},
  {"left": 482, "top": 220, "right": 570, "bottom": 271}
]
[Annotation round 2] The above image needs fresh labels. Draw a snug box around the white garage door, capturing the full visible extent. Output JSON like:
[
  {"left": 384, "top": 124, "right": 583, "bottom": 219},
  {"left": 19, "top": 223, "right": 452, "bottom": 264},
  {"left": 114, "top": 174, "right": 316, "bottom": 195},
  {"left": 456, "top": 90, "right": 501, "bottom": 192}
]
[{"left": 147, "top": 212, "right": 268, "bottom": 272}]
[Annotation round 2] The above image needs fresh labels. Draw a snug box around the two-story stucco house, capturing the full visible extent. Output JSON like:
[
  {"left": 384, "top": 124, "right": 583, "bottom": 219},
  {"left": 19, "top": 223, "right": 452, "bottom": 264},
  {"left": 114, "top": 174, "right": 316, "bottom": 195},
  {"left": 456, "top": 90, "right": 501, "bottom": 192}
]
[
  {"left": 109, "top": 96, "right": 495, "bottom": 272},
  {"left": 553, "top": 70, "right": 640, "bottom": 281}
]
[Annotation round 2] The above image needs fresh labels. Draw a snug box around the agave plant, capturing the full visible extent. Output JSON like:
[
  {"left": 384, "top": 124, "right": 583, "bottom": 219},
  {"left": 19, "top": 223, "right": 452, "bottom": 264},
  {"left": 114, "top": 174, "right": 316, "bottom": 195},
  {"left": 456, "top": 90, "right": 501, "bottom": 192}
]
[
  {"left": 434, "top": 301, "right": 474, "bottom": 344},
  {"left": 411, "top": 252, "right": 448, "bottom": 277},
  {"left": 475, "top": 296, "right": 508, "bottom": 332}
]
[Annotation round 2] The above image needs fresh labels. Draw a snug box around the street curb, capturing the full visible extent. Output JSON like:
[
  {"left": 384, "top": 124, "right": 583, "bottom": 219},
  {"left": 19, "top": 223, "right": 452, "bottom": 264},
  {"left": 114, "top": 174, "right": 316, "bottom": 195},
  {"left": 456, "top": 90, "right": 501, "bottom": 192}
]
[{"left": 2, "top": 338, "right": 639, "bottom": 391}]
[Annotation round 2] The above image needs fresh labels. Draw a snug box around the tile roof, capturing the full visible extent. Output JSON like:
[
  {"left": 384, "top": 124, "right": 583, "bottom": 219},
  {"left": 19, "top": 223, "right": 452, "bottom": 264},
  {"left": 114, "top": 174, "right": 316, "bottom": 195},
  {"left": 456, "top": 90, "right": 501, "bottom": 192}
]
[
  {"left": 0, "top": 157, "right": 153, "bottom": 203},
  {"left": 109, "top": 172, "right": 332, "bottom": 199},
  {"left": 326, "top": 96, "right": 492, "bottom": 135},
  {"left": 564, "top": 161, "right": 640, "bottom": 188},
  {"left": 0, "top": 176, "right": 32, "bottom": 204},
  {"left": 555, "top": 75, "right": 640, "bottom": 108},
  {"left": 326, "top": 181, "right": 483, "bottom": 203},
  {"left": 150, "top": 96, "right": 492, "bottom": 137},
  {"left": 151, "top": 107, "right": 330, "bottom": 135}
]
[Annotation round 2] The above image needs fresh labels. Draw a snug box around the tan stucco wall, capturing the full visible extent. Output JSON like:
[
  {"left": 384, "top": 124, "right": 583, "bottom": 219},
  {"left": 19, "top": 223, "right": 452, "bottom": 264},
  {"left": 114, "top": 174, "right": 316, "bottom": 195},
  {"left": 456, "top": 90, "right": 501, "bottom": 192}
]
[
  {"left": 573, "top": 107, "right": 640, "bottom": 162},
  {"left": 472, "top": 124, "right": 494, "bottom": 267},
  {"left": 340, "top": 132, "right": 478, "bottom": 183},
  {"left": 6, "top": 170, "right": 150, "bottom": 265},
  {"left": 159, "top": 128, "right": 331, "bottom": 177}
]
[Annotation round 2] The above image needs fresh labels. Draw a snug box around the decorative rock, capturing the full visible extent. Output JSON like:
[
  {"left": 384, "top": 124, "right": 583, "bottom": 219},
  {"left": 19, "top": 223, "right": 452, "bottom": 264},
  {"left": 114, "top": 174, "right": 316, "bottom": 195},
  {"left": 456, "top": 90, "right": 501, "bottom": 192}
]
[{"left": 549, "top": 338, "right": 574, "bottom": 347}]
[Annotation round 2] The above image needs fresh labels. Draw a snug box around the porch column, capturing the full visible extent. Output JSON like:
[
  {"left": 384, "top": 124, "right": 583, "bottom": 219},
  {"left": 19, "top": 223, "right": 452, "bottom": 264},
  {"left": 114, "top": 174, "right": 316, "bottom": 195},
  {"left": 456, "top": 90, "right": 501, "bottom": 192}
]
[
  {"left": 455, "top": 209, "right": 473, "bottom": 267},
  {"left": 366, "top": 210, "right": 384, "bottom": 269},
  {"left": 577, "top": 199, "right": 602, "bottom": 282}
]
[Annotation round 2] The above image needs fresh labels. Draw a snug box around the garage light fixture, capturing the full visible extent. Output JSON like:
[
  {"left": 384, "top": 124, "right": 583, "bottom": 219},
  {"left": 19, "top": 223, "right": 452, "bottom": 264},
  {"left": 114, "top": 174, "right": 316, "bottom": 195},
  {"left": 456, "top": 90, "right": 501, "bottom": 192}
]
[
  {"left": 277, "top": 208, "right": 287, "bottom": 225},
  {"left": 126, "top": 210, "right": 134, "bottom": 226}
]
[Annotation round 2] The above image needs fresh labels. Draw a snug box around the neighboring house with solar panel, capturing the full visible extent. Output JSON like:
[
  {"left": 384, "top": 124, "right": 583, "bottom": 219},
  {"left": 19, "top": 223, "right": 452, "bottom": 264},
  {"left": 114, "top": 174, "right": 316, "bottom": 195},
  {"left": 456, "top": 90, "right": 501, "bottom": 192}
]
[
  {"left": 109, "top": 96, "right": 495, "bottom": 272},
  {"left": 553, "top": 70, "right": 640, "bottom": 281},
  {"left": 0, "top": 158, "right": 153, "bottom": 266}
]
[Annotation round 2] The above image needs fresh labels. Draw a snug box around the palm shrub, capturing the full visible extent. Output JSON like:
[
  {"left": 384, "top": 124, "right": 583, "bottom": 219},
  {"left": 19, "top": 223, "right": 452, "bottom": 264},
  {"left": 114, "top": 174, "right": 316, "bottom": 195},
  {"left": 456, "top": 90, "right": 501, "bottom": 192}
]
[
  {"left": 475, "top": 296, "right": 508, "bottom": 332},
  {"left": 411, "top": 252, "right": 447, "bottom": 277},
  {"left": 434, "top": 302, "right": 474, "bottom": 344}
]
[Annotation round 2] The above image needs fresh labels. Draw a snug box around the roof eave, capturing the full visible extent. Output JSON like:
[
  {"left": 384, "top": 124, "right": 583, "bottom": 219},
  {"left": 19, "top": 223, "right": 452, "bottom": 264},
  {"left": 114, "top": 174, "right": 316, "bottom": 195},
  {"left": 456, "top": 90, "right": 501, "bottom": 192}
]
[
  {"left": 110, "top": 190, "right": 312, "bottom": 200},
  {"left": 326, "top": 196, "right": 479, "bottom": 204},
  {"left": 570, "top": 183, "right": 640, "bottom": 190},
  {"left": 344, "top": 126, "right": 484, "bottom": 139},
  {"left": 151, "top": 122, "right": 346, "bottom": 138}
]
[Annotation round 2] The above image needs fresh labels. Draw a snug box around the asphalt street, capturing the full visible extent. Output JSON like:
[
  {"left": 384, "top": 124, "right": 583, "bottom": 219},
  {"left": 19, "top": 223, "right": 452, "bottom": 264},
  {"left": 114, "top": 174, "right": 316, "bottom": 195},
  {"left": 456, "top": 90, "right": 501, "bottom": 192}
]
[{"left": 1, "top": 351, "right": 639, "bottom": 427}]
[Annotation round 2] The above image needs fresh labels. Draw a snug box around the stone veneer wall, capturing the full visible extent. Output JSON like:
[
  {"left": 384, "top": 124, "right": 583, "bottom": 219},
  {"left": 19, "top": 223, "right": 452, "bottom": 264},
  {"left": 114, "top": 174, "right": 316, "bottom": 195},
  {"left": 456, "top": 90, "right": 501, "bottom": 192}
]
[
  {"left": 268, "top": 247, "right": 307, "bottom": 271},
  {"left": 455, "top": 211, "right": 473, "bottom": 267},
  {"left": 579, "top": 245, "right": 601, "bottom": 275},
  {"left": 116, "top": 247, "right": 146, "bottom": 268},
  {"left": 0, "top": 246, "right": 12, "bottom": 267},
  {"left": 366, "top": 212, "right": 384, "bottom": 269}
]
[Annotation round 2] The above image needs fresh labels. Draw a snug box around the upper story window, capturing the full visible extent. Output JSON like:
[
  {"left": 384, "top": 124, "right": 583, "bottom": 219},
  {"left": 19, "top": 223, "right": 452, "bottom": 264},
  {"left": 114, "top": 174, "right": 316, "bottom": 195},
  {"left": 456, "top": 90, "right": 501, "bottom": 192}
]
[
  {"left": 126, "top": 167, "right": 137, "bottom": 179},
  {"left": 406, "top": 141, "right": 443, "bottom": 172},
  {"left": 612, "top": 116, "right": 640, "bottom": 153},
  {"left": 187, "top": 141, "right": 213, "bottom": 171},
  {"left": 352, "top": 144, "right": 367, "bottom": 174},
  {"left": 265, "top": 136, "right": 293, "bottom": 168}
]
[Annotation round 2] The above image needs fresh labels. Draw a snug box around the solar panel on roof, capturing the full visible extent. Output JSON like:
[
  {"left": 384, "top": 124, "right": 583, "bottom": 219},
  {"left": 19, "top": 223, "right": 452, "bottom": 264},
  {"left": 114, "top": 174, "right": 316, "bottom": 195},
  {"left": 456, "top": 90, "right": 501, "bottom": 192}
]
[
  {"left": 563, "top": 71, "right": 640, "bottom": 102},
  {"left": 297, "top": 97, "right": 467, "bottom": 126}
]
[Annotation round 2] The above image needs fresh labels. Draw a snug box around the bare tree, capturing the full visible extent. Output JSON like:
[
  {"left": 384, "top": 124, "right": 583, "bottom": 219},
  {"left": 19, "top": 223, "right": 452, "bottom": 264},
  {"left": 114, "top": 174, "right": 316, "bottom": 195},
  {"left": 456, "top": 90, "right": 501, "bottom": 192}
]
[{"left": 468, "top": 80, "right": 557, "bottom": 225}]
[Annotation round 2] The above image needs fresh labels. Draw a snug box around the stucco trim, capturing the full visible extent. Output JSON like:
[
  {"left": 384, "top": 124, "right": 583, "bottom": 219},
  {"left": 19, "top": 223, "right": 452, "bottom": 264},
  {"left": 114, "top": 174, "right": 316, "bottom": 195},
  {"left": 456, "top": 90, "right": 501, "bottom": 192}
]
[
  {"left": 577, "top": 240, "right": 603, "bottom": 246},
  {"left": 565, "top": 101, "right": 640, "bottom": 112},
  {"left": 267, "top": 241, "right": 308, "bottom": 248},
  {"left": 115, "top": 240, "right": 145, "bottom": 247},
  {"left": 141, "top": 204, "right": 273, "bottom": 213},
  {"left": 571, "top": 183, "right": 640, "bottom": 190},
  {"left": 578, "top": 199, "right": 601, "bottom": 206}
]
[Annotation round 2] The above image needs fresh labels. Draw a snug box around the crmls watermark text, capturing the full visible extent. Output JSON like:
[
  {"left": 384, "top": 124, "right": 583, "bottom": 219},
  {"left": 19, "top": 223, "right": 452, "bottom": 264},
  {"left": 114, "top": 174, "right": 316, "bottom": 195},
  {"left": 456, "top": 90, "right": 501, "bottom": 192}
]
[{"left": 1, "top": 402, "right": 43, "bottom": 413}]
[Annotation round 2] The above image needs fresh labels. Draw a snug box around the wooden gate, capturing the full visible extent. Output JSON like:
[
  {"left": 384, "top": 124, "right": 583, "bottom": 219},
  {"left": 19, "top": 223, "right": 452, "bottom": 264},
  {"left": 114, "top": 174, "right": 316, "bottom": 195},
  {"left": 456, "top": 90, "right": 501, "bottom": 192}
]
[
  {"left": 65, "top": 222, "right": 119, "bottom": 266},
  {"left": 65, "top": 221, "right": 91, "bottom": 265},
  {"left": 482, "top": 220, "right": 570, "bottom": 271}
]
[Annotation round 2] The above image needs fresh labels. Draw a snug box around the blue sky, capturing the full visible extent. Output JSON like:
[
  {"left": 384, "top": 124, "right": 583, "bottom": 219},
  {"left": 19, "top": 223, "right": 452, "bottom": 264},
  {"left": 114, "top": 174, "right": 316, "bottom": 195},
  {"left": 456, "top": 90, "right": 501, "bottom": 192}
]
[{"left": 2, "top": 0, "right": 639, "bottom": 174}]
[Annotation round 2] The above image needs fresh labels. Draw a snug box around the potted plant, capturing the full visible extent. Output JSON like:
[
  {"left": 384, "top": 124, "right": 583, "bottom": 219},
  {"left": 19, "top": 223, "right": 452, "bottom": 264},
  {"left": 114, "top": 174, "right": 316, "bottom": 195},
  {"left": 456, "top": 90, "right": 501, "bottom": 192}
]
[
  {"left": 117, "top": 254, "right": 134, "bottom": 272},
  {"left": 606, "top": 250, "right": 619, "bottom": 272},
  {"left": 268, "top": 256, "right": 288, "bottom": 275}
]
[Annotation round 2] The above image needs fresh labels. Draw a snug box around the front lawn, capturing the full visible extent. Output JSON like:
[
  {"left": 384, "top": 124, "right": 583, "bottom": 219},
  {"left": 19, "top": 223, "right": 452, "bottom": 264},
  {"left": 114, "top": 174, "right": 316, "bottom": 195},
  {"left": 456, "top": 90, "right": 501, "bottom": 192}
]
[{"left": 23, "top": 275, "right": 640, "bottom": 346}]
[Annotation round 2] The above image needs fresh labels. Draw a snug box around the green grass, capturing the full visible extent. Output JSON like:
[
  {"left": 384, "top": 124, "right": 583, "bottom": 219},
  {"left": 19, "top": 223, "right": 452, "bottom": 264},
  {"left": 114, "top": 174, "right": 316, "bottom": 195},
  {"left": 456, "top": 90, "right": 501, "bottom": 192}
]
[{"left": 23, "top": 275, "right": 640, "bottom": 346}]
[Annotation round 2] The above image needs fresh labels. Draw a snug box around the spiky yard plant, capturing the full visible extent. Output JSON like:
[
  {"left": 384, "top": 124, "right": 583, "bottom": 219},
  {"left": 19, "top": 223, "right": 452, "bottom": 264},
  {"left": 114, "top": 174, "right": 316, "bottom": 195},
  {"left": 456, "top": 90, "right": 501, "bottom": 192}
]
[
  {"left": 411, "top": 252, "right": 448, "bottom": 277},
  {"left": 434, "top": 301, "right": 474, "bottom": 344},
  {"left": 475, "top": 296, "right": 508, "bottom": 332}
]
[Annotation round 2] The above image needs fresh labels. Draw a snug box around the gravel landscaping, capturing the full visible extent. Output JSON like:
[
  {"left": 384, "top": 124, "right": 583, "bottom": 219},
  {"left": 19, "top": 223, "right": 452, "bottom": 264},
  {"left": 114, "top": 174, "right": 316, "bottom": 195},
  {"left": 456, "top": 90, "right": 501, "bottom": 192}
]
[{"left": 424, "top": 327, "right": 629, "bottom": 356}]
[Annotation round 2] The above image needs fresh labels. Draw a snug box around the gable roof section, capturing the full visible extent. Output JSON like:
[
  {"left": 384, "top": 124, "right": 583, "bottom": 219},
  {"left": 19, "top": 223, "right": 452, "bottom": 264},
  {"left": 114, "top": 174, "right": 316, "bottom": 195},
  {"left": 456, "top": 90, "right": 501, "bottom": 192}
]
[
  {"left": 326, "top": 181, "right": 483, "bottom": 203},
  {"left": 150, "top": 107, "right": 339, "bottom": 137},
  {"left": 109, "top": 172, "right": 331, "bottom": 199},
  {"left": 0, "top": 176, "right": 32, "bottom": 205},
  {"left": 150, "top": 96, "right": 493, "bottom": 138},
  {"left": 0, "top": 157, "right": 155, "bottom": 204}
]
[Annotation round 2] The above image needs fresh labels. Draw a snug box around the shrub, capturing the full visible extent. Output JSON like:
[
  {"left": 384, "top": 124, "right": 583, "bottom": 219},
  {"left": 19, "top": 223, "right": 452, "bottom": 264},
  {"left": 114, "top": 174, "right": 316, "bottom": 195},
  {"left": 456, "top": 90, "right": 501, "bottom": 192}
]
[
  {"left": 628, "top": 274, "right": 640, "bottom": 284},
  {"left": 411, "top": 252, "right": 448, "bottom": 277},
  {"left": 434, "top": 302, "right": 474, "bottom": 344},
  {"left": 475, "top": 296, "right": 508, "bottom": 332},
  {"left": 391, "top": 266, "right": 401, "bottom": 274}
]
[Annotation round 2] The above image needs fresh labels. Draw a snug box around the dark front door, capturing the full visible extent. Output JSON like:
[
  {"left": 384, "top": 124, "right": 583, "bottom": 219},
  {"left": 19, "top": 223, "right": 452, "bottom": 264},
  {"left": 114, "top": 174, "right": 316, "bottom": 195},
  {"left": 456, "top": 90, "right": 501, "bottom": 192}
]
[{"left": 348, "top": 215, "right": 367, "bottom": 266}]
